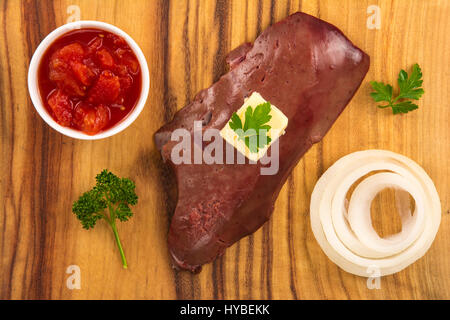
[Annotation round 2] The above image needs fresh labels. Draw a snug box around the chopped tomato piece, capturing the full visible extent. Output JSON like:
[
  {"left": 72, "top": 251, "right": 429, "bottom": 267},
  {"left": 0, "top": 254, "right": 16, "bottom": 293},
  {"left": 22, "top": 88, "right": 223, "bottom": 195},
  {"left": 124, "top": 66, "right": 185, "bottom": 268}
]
[
  {"left": 119, "top": 75, "right": 133, "bottom": 91},
  {"left": 115, "top": 64, "right": 129, "bottom": 77},
  {"left": 48, "top": 58, "right": 85, "bottom": 97},
  {"left": 56, "top": 42, "right": 85, "bottom": 61},
  {"left": 82, "top": 57, "right": 101, "bottom": 77},
  {"left": 49, "top": 43, "right": 90, "bottom": 96},
  {"left": 87, "top": 36, "right": 103, "bottom": 54},
  {"left": 87, "top": 70, "right": 121, "bottom": 104},
  {"left": 74, "top": 103, "right": 110, "bottom": 135},
  {"left": 114, "top": 48, "right": 127, "bottom": 60},
  {"left": 123, "top": 56, "right": 139, "bottom": 74},
  {"left": 71, "top": 61, "right": 95, "bottom": 86},
  {"left": 96, "top": 48, "right": 115, "bottom": 68},
  {"left": 107, "top": 33, "right": 127, "bottom": 48},
  {"left": 47, "top": 90, "right": 73, "bottom": 126},
  {"left": 118, "top": 71, "right": 133, "bottom": 91},
  {"left": 114, "top": 48, "right": 140, "bottom": 74},
  {"left": 113, "top": 65, "right": 132, "bottom": 92}
]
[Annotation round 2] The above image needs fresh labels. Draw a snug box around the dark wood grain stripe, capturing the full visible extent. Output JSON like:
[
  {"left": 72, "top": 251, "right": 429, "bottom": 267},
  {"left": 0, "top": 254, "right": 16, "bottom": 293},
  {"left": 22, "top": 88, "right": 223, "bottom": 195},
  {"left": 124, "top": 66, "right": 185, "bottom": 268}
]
[
  {"left": 269, "top": 0, "right": 275, "bottom": 24},
  {"left": 0, "top": 0, "right": 10, "bottom": 140},
  {"left": 35, "top": 0, "right": 58, "bottom": 300},
  {"left": 261, "top": 221, "right": 273, "bottom": 299},
  {"left": 0, "top": 0, "right": 15, "bottom": 300},
  {"left": 211, "top": 0, "right": 229, "bottom": 299},
  {"left": 244, "top": 234, "right": 254, "bottom": 298},
  {"left": 256, "top": 0, "right": 263, "bottom": 35},
  {"left": 12, "top": 0, "right": 59, "bottom": 299},
  {"left": 285, "top": 0, "right": 292, "bottom": 17},
  {"left": 161, "top": 0, "right": 177, "bottom": 123},
  {"left": 174, "top": 269, "right": 193, "bottom": 299},
  {"left": 33, "top": 2, "right": 54, "bottom": 296},
  {"left": 182, "top": 0, "right": 192, "bottom": 102},
  {"left": 287, "top": 175, "right": 299, "bottom": 299},
  {"left": 234, "top": 241, "right": 240, "bottom": 298},
  {"left": 212, "top": 255, "right": 225, "bottom": 299},
  {"left": 212, "top": 0, "right": 229, "bottom": 82},
  {"left": 244, "top": 0, "right": 248, "bottom": 40}
]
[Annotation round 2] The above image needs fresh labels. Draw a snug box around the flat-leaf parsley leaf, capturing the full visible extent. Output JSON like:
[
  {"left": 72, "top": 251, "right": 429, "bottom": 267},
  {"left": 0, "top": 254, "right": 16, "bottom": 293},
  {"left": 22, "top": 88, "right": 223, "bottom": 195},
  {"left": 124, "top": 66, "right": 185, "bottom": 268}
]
[
  {"left": 370, "top": 63, "right": 424, "bottom": 114},
  {"left": 229, "top": 102, "right": 272, "bottom": 153}
]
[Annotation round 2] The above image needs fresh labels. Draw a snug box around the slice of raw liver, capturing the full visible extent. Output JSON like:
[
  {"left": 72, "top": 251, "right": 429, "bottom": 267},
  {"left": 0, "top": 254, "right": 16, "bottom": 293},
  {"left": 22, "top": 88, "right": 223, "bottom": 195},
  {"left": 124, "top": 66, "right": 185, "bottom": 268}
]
[{"left": 155, "top": 12, "right": 370, "bottom": 272}]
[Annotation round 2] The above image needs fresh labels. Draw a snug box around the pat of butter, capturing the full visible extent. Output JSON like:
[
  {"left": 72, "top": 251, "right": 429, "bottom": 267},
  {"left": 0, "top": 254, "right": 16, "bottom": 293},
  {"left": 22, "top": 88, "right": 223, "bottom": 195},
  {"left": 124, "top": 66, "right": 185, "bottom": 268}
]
[{"left": 220, "top": 92, "right": 288, "bottom": 162}]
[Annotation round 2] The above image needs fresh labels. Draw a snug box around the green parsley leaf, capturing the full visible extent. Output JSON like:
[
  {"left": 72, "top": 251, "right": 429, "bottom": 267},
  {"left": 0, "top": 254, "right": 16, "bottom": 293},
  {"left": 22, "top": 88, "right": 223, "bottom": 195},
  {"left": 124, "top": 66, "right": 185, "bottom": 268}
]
[
  {"left": 370, "top": 63, "right": 424, "bottom": 114},
  {"left": 370, "top": 82, "right": 393, "bottom": 102},
  {"left": 397, "top": 64, "right": 424, "bottom": 100},
  {"left": 229, "top": 112, "right": 243, "bottom": 131},
  {"left": 72, "top": 169, "right": 138, "bottom": 269},
  {"left": 391, "top": 101, "right": 419, "bottom": 115},
  {"left": 229, "top": 102, "right": 272, "bottom": 153}
]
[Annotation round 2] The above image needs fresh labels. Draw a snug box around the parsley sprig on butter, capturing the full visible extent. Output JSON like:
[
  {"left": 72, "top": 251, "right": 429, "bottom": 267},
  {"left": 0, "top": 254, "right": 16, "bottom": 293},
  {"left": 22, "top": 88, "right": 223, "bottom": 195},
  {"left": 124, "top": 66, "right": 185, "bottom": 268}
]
[
  {"left": 370, "top": 63, "right": 424, "bottom": 114},
  {"left": 229, "top": 102, "right": 272, "bottom": 153}
]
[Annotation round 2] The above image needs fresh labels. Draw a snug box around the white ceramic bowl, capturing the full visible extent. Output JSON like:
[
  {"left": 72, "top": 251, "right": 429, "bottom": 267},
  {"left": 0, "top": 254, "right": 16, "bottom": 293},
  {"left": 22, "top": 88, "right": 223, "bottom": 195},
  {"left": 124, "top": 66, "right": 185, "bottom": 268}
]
[{"left": 28, "top": 21, "right": 150, "bottom": 140}]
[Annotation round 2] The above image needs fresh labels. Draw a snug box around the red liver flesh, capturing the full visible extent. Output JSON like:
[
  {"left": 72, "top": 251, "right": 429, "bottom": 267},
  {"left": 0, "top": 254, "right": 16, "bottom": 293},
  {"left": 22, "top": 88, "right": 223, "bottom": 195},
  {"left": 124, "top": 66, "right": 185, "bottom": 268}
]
[{"left": 154, "top": 12, "right": 370, "bottom": 272}]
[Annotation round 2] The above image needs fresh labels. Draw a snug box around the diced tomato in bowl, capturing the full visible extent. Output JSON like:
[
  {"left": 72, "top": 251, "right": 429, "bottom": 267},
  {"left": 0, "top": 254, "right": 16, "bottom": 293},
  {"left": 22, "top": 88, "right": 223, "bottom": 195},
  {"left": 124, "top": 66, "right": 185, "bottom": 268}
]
[
  {"left": 74, "top": 103, "right": 110, "bottom": 135},
  {"left": 88, "top": 70, "right": 121, "bottom": 104},
  {"left": 96, "top": 48, "right": 115, "bottom": 69},
  {"left": 47, "top": 89, "right": 73, "bottom": 126},
  {"left": 37, "top": 28, "right": 142, "bottom": 136}
]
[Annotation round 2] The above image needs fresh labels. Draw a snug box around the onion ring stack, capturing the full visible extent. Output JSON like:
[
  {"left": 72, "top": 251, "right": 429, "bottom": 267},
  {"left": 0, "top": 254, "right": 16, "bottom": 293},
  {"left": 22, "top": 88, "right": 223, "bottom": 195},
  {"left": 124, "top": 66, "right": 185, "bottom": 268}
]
[{"left": 310, "top": 150, "right": 441, "bottom": 276}]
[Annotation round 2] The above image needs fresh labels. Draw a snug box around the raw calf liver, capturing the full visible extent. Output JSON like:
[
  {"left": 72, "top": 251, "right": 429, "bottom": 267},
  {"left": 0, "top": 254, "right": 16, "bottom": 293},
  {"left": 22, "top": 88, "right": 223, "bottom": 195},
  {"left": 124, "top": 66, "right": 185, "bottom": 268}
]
[{"left": 154, "top": 12, "right": 370, "bottom": 272}]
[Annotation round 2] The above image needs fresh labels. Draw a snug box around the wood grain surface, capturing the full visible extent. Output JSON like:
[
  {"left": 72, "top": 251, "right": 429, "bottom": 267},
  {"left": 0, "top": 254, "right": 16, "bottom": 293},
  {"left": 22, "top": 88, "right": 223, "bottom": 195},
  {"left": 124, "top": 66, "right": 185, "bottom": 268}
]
[{"left": 0, "top": 0, "right": 449, "bottom": 300}]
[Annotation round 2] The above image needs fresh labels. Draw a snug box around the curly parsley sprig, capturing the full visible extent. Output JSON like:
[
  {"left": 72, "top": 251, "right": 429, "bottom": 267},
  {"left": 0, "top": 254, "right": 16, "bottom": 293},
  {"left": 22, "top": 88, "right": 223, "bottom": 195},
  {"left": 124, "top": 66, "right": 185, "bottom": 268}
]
[
  {"left": 72, "top": 170, "right": 138, "bottom": 269},
  {"left": 370, "top": 63, "right": 424, "bottom": 114}
]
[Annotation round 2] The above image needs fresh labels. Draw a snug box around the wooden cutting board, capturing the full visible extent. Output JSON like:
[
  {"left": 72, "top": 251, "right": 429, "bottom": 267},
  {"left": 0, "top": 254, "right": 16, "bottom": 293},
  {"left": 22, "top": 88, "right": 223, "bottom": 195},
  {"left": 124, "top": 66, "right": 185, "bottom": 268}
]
[{"left": 0, "top": 0, "right": 449, "bottom": 300}]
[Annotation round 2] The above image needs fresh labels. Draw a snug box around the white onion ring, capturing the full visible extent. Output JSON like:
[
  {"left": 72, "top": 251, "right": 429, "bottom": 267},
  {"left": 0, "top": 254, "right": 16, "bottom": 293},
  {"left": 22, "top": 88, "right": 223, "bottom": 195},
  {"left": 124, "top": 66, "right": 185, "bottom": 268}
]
[{"left": 310, "top": 150, "right": 441, "bottom": 276}]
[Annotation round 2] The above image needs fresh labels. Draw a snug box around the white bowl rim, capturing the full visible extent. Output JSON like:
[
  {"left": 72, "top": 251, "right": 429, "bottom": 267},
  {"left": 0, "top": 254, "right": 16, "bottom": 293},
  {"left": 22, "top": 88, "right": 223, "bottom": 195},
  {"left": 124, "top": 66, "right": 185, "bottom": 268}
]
[{"left": 27, "top": 20, "right": 150, "bottom": 140}]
